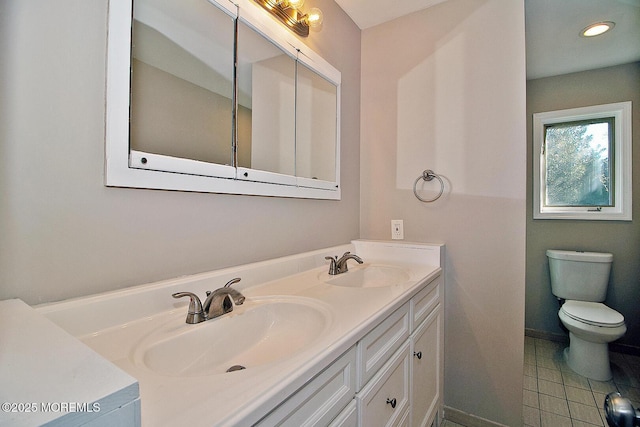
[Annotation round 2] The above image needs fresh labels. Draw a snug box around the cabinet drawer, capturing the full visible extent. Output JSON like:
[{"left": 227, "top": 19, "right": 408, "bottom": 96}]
[
  {"left": 357, "top": 341, "right": 411, "bottom": 427},
  {"left": 256, "top": 347, "right": 356, "bottom": 427},
  {"left": 357, "top": 303, "right": 410, "bottom": 388},
  {"left": 328, "top": 400, "right": 357, "bottom": 427},
  {"left": 410, "top": 275, "right": 442, "bottom": 332}
]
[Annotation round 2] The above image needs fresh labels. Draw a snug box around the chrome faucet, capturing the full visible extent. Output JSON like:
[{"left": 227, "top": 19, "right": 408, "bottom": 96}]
[
  {"left": 325, "top": 252, "right": 364, "bottom": 275},
  {"left": 172, "top": 278, "right": 245, "bottom": 324}
]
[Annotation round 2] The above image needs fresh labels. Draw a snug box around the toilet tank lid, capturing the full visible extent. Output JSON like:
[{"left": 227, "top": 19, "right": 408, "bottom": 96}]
[{"left": 546, "top": 250, "right": 613, "bottom": 263}]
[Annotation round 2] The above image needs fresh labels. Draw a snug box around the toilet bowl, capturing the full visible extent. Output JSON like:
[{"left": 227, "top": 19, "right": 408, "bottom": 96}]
[{"left": 558, "top": 300, "right": 626, "bottom": 381}]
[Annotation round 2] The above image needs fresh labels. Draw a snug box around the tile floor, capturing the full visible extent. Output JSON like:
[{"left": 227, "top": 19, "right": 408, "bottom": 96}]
[
  {"left": 441, "top": 337, "right": 640, "bottom": 427},
  {"left": 523, "top": 337, "right": 640, "bottom": 427}
]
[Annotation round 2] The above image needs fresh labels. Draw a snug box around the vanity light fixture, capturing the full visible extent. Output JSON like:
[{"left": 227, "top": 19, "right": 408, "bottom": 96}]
[
  {"left": 252, "top": 0, "right": 323, "bottom": 37},
  {"left": 580, "top": 21, "right": 615, "bottom": 37}
]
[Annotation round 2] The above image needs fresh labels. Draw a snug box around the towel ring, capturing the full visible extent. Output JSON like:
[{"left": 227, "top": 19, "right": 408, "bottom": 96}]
[{"left": 413, "top": 170, "right": 444, "bottom": 202}]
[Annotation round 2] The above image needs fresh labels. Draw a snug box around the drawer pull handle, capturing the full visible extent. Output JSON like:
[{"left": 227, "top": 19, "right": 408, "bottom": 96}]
[
  {"left": 414, "top": 351, "right": 422, "bottom": 359},
  {"left": 386, "top": 398, "right": 397, "bottom": 409}
]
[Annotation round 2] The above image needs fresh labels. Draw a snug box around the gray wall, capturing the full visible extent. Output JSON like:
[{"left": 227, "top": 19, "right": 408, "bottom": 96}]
[
  {"left": 0, "top": 0, "right": 361, "bottom": 305},
  {"left": 360, "top": 1, "right": 527, "bottom": 425},
  {"left": 526, "top": 62, "right": 640, "bottom": 351}
]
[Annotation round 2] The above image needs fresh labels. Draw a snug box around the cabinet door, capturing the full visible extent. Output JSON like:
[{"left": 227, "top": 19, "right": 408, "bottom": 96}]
[
  {"left": 357, "top": 342, "right": 410, "bottom": 427},
  {"left": 410, "top": 305, "right": 442, "bottom": 427}
]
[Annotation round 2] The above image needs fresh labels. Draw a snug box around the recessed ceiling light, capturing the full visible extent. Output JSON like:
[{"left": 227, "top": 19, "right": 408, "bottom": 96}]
[{"left": 580, "top": 21, "right": 615, "bottom": 37}]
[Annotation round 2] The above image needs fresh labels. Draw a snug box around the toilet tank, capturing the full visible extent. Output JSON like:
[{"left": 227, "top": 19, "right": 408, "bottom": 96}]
[{"left": 546, "top": 250, "right": 613, "bottom": 302}]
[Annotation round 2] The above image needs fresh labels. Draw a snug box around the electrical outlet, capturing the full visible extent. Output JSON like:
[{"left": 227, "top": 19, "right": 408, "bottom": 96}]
[{"left": 391, "top": 220, "right": 404, "bottom": 240}]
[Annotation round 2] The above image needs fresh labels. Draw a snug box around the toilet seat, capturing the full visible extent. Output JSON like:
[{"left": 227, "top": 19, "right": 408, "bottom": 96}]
[{"left": 561, "top": 300, "right": 625, "bottom": 328}]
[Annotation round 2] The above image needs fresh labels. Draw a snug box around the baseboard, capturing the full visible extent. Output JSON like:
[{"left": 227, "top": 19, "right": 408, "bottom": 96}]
[
  {"left": 443, "top": 406, "right": 509, "bottom": 427},
  {"left": 524, "top": 328, "right": 568, "bottom": 344},
  {"left": 525, "top": 328, "right": 640, "bottom": 356},
  {"left": 610, "top": 342, "right": 640, "bottom": 356}
]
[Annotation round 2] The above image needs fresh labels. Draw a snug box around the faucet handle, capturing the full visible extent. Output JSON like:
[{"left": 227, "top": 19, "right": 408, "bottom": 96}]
[
  {"left": 172, "top": 292, "right": 206, "bottom": 324},
  {"left": 325, "top": 256, "right": 339, "bottom": 275},
  {"left": 224, "top": 277, "right": 241, "bottom": 288}
]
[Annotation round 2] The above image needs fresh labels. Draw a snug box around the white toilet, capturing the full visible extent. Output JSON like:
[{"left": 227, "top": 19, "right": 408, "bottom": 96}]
[{"left": 547, "top": 249, "right": 626, "bottom": 381}]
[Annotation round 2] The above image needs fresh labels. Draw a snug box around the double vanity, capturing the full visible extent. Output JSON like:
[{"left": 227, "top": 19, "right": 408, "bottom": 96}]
[{"left": 4, "top": 240, "right": 444, "bottom": 426}]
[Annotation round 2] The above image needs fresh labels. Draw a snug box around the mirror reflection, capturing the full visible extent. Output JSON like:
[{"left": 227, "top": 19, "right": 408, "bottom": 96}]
[
  {"left": 296, "top": 62, "right": 338, "bottom": 182},
  {"left": 237, "top": 20, "right": 296, "bottom": 176},
  {"left": 130, "top": 0, "right": 236, "bottom": 166}
]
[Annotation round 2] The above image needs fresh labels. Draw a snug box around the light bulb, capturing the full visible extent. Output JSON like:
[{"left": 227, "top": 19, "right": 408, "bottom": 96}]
[
  {"left": 287, "top": 0, "right": 305, "bottom": 9},
  {"left": 581, "top": 21, "right": 615, "bottom": 37},
  {"left": 305, "top": 7, "right": 323, "bottom": 28}
]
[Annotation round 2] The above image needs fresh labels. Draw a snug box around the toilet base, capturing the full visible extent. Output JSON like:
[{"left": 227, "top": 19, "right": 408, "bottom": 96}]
[{"left": 564, "top": 332, "right": 612, "bottom": 381}]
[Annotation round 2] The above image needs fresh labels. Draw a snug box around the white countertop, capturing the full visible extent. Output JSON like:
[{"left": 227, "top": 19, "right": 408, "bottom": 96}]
[
  {"left": 0, "top": 299, "right": 139, "bottom": 427},
  {"left": 88, "top": 264, "right": 438, "bottom": 426},
  {"left": 32, "top": 240, "right": 444, "bottom": 426}
]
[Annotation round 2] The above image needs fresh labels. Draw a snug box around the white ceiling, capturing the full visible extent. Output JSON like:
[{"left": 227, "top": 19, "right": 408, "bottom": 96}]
[
  {"left": 333, "top": 0, "right": 448, "bottom": 29},
  {"left": 525, "top": 0, "right": 640, "bottom": 79},
  {"left": 333, "top": 0, "right": 640, "bottom": 80}
]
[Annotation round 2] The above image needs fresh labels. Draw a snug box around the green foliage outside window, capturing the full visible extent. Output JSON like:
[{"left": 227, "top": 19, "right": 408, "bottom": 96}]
[{"left": 544, "top": 120, "right": 612, "bottom": 207}]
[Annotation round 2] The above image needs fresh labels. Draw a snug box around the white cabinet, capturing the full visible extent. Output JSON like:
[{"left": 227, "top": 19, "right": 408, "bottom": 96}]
[
  {"left": 256, "top": 347, "right": 357, "bottom": 427},
  {"left": 357, "top": 303, "right": 411, "bottom": 389},
  {"left": 329, "top": 401, "right": 358, "bottom": 427},
  {"left": 357, "top": 275, "right": 443, "bottom": 427},
  {"left": 257, "top": 273, "right": 443, "bottom": 427},
  {"left": 410, "top": 276, "right": 443, "bottom": 427},
  {"left": 411, "top": 276, "right": 441, "bottom": 330},
  {"left": 357, "top": 342, "right": 411, "bottom": 427},
  {"left": 410, "top": 304, "right": 442, "bottom": 427}
]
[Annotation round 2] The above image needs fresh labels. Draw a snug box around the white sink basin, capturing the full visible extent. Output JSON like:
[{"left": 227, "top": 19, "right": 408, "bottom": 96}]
[
  {"left": 320, "top": 264, "right": 410, "bottom": 288},
  {"left": 132, "top": 296, "right": 332, "bottom": 377}
]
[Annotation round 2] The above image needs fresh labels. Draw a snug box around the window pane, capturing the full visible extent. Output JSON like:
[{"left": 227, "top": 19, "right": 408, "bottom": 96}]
[{"left": 544, "top": 119, "right": 613, "bottom": 207}]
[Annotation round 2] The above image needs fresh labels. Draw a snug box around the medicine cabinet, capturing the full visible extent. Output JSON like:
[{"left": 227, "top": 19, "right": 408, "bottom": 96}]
[{"left": 105, "top": 0, "right": 341, "bottom": 199}]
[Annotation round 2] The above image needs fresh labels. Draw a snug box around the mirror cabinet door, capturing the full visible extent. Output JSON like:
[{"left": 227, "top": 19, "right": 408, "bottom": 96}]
[
  {"left": 296, "top": 61, "right": 338, "bottom": 187},
  {"left": 236, "top": 19, "right": 297, "bottom": 185},
  {"left": 129, "top": 0, "right": 236, "bottom": 177}
]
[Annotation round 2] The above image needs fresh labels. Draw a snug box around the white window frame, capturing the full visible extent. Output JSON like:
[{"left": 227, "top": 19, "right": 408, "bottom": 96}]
[{"left": 533, "top": 101, "right": 632, "bottom": 221}]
